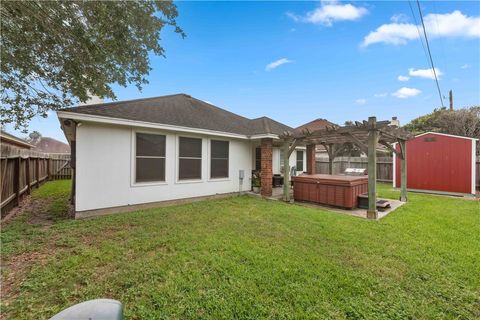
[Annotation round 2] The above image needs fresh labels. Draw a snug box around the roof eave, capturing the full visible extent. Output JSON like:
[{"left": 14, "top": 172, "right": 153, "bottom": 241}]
[{"left": 57, "top": 111, "right": 253, "bottom": 140}]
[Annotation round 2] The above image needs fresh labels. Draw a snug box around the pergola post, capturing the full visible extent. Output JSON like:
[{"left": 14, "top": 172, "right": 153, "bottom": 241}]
[
  {"left": 367, "top": 117, "right": 378, "bottom": 219},
  {"left": 306, "top": 144, "right": 316, "bottom": 175},
  {"left": 399, "top": 140, "right": 407, "bottom": 202},
  {"left": 282, "top": 140, "right": 291, "bottom": 202}
]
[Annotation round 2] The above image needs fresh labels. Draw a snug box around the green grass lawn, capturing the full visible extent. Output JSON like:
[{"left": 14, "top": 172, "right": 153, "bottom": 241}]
[{"left": 1, "top": 181, "right": 479, "bottom": 319}]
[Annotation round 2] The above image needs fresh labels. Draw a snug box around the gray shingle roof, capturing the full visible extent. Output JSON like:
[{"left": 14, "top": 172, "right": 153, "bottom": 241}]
[{"left": 61, "top": 94, "right": 292, "bottom": 136}]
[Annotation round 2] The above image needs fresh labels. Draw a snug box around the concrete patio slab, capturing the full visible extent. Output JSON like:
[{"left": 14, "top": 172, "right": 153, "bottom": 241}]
[
  {"left": 256, "top": 187, "right": 405, "bottom": 220},
  {"left": 292, "top": 198, "right": 405, "bottom": 220}
]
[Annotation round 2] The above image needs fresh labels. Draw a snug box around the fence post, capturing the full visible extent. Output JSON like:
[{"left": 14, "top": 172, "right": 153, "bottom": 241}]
[
  {"left": 26, "top": 157, "right": 31, "bottom": 195},
  {"left": 47, "top": 158, "right": 52, "bottom": 180},
  {"left": 14, "top": 157, "right": 21, "bottom": 206},
  {"left": 35, "top": 157, "right": 40, "bottom": 188}
]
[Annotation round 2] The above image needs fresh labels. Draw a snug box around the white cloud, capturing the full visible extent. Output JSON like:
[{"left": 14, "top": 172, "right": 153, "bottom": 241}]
[
  {"left": 287, "top": 1, "right": 368, "bottom": 27},
  {"left": 392, "top": 87, "right": 422, "bottom": 98},
  {"left": 265, "top": 58, "right": 293, "bottom": 71},
  {"left": 397, "top": 75, "right": 410, "bottom": 82},
  {"left": 362, "top": 10, "right": 480, "bottom": 47},
  {"left": 409, "top": 67, "right": 443, "bottom": 80},
  {"left": 390, "top": 13, "right": 409, "bottom": 23},
  {"left": 374, "top": 92, "right": 388, "bottom": 98},
  {"left": 461, "top": 64, "right": 471, "bottom": 69},
  {"left": 355, "top": 98, "right": 367, "bottom": 105}
]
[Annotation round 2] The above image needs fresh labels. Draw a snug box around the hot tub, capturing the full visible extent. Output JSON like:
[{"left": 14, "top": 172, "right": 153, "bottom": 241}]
[{"left": 292, "top": 174, "right": 368, "bottom": 209}]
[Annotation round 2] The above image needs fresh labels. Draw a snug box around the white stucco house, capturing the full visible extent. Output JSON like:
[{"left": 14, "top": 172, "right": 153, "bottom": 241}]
[{"left": 57, "top": 94, "right": 311, "bottom": 217}]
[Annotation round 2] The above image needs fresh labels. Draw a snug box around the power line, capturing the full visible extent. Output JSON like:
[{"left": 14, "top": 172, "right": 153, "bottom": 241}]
[
  {"left": 407, "top": 0, "right": 430, "bottom": 67},
  {"left": 416, "top": 0, "right": 445, "bottom": 108},
  {"left": 432, "top": 0, "right": 449, "bottom": 99}
]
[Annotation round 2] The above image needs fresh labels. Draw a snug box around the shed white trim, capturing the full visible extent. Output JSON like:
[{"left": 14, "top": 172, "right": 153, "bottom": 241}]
[
  {"left": 414, "top": 132, "right": 479, "bottom": 141},
  {"left": 472, "top": 139, "right": 476, "bottom": 195},
  {"left": 392, "top": 132, "right": 479, "bottom": 148},
  {"left": 392, "top": 149, "right": 396, "bottom": 188}
]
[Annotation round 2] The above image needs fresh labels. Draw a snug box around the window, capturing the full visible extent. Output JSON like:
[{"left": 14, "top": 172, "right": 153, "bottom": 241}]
[
  {"left": 255, "top": 147, "right": 261, "bottom": 170},
  {"left": 179, "top": 137, "right": 202, "bottom": 180},
  {"left": 280, "top": 150, "right": 285, "bottom": 173},
  {"left": 210, "top": 140, "right": 229, "bottom": 178},
  {"left": 296, "top": 150, "right": 304, "bottom": 171},
  {"left": 135, "top": 133, "right": 166, "bottom": 183}
]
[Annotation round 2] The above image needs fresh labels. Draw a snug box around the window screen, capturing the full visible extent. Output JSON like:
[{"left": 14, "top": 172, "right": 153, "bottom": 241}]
[
  {"left": 255, "top": 147, "right": 261, "bottom": 170},
  {"left": 179, "top": 137, "right": 202, "bottom": 180},
  {"left": 296, "top": 150, "right": 304, "bottom": 171},
  {"left": 211, "top": 140, "right": 229, "bottom": 178},
  {"left": 136, "top": 133, "right": 166, "bottom": 183}
]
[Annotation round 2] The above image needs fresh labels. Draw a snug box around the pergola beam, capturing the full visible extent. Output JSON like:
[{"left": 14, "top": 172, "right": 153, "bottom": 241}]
[
  {"left": 379, "top": 140, "right": 402, "bottom": 158},
  {"left": 341, "top": 133, "right": 368, "bottom": 154},
  {"left": 288, "top": 139, "right": 301, "bottom": 157}
]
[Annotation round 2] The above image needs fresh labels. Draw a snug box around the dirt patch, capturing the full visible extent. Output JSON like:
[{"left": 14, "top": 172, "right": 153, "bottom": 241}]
[
  {"left": 2, "top": 196, "right": 73, "bottom": 227},
  {"left": 1, "top": 249, "right": 51, "bottom": 305},
  {"left": 1, "top": 195, "right": 32, "bottom": 224},
  {"left": 28, "top": 198, "right": 55, "bottom": 225}
]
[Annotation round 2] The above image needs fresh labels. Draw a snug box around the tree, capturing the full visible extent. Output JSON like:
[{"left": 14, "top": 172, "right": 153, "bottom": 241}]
[
  {"left": 404, "top": 106, "right": 480, "bottom": 138},
  {"left": 28, "top": 130, "right": 42, "bottom": 141},
  {"left": 1, "top": 1, "right": 184, "bottom": 130}
]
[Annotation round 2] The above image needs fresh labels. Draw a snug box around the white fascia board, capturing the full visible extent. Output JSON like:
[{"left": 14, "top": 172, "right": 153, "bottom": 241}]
[
  {"left": 57, "top": 111, "right": 250, "bottom": 140},
  {"left": 472, "top": 139, "right": 477, "bottom": 194},
  {"left": 249, "top": 134, "right": 280, "bottom": 140},
  {"left": 415, "top": 132, "right": 479, "bottom": 141},
  {"left": 392, "top": 150, "right": 396, "bottom": 188}
]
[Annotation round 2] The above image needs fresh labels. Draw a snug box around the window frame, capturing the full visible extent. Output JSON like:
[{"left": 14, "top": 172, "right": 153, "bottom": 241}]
[
  {"left": 177, "top": 135, "right": 203, "bottom": 182},
  {"left": 279, "top": 149, "right": 285, "bottom": 174},
  {"left": 255, "top": 147, "right": 261, "bottom": 171},
  {"left": 209, "top": 139, "right": 230, "bottom": 180},
  {"left": 296, "top": 150, "right": 304, "bottom": 172},
  {"left": 131, "top": 129, "right": 168, "bottom": 187}
]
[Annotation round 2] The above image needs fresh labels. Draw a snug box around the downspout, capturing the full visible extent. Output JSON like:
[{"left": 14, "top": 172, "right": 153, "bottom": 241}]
[{"left": 62, "top": 119, "right": 78, "bottom": 206}]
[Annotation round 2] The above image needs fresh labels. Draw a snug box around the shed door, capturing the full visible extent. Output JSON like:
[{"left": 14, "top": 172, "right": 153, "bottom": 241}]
[{"left": 396, "top": 134, "right": 473, "bottom": 194}]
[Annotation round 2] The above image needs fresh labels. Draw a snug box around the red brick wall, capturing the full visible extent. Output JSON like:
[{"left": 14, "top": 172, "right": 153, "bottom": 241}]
[
  {"left": 260, "top": 138, "right": 273, "bottom": 196},
  {"left": 306, "top": 144, "right": 316, "bottom": 175}
]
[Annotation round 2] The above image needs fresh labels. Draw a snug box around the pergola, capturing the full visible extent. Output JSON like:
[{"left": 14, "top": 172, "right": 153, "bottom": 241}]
[{"left": 280, "top": 117, "right": 413, "bottom": 219}]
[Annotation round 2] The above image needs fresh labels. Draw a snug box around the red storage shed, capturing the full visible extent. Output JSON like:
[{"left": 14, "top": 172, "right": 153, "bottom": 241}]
[{"left": 393, "top": 132, "right": 478, "bottom": 196}]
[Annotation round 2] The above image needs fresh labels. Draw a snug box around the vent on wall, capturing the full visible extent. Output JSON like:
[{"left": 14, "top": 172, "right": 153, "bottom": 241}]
[{"left": 424, "top": 137, "right": 437, "bottom": 142}]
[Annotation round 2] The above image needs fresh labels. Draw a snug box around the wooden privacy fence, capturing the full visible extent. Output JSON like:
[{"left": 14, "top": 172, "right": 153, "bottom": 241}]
[
  {"left": 317, "top": 156, "right": 480, "bottom": 189},
  {"left": 1, "top": 145, "right": 71, "bottom": 217},
  {"left": 316, "top": 156, "right": 393, "bottom": 183}
]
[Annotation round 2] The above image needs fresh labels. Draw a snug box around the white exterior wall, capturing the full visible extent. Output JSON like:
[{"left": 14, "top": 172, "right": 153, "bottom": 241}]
[
  {"left": 293, "top": 148, "right": 306, "bottom": 175},
  {"left": 76, "top": 122, "right": 252, "bottom": 212},
  {"left": 272, "top": 148, "right": 281, "bottom": 174},
  {"left": 271, "top": 147, "right": 306, "bottom": 175}
]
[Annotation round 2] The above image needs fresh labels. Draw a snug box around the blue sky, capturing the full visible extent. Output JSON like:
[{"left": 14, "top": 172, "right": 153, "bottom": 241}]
[{"left": 5, "top": 1, "right": 480, "bottom": 142}]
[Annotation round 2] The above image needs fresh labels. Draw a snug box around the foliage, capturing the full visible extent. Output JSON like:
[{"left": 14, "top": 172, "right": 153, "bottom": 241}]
[
  {"left": 1, "top": 1, "right": 184, "bottom": 130},
  {"left": 252, "top": 171, "right": 261, "bottom": 187},
  {"left": 28, "top": 130, "right": 42, "bottom": 141},
  {"left": 2, "top": 181, "right": 479, "bottom": 319},
  {"left": 403, "top": 106, "right": 480, "bottom": 138}
]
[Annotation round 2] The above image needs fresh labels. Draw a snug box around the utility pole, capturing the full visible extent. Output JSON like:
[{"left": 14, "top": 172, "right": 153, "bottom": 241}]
[{"left": 449, "top": 90, "right": 453, "bottom": 111}]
